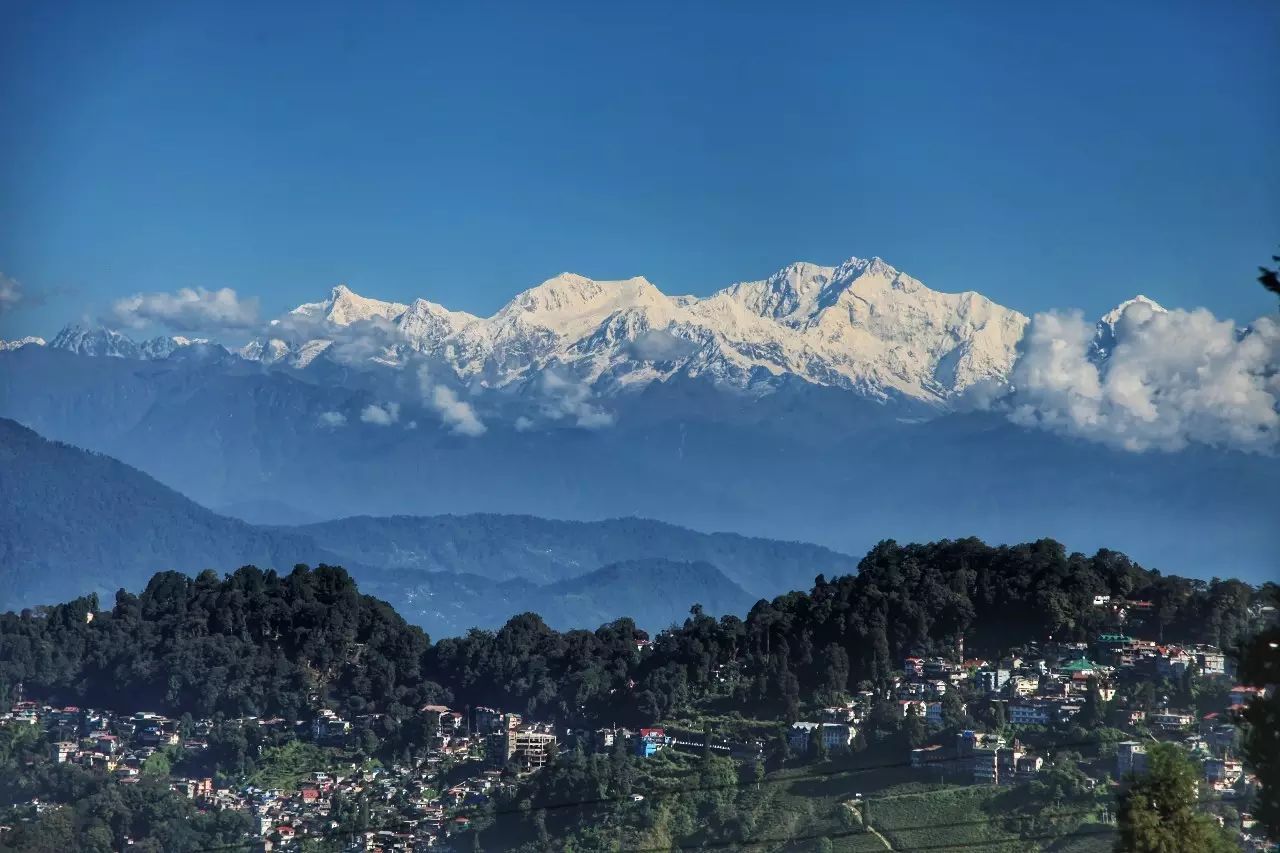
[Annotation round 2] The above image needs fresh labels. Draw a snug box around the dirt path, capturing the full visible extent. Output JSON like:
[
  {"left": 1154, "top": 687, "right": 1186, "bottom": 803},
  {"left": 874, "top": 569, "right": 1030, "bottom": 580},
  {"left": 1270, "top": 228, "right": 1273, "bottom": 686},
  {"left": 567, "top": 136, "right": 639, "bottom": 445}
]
[{"left": 844, "top": 800, "right": 895, "bottom": 851}]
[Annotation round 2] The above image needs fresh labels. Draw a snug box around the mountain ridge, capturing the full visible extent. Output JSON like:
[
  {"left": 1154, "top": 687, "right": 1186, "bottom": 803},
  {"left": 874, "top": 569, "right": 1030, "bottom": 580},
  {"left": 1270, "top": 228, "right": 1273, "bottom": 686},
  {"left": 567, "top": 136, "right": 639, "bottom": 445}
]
[
  {"left": 21, "top": 255, "right": 1045, "bottom": 408},
  {"left": 0, "top": 416, "right": 858, "bottom": 632}
]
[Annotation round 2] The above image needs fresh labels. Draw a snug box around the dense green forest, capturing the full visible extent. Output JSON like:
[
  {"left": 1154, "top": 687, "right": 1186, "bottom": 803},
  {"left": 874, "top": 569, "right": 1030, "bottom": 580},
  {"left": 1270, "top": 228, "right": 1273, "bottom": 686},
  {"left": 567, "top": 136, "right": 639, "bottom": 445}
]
[{"left": 0, "top": 538, "right": 1261, "bottom": 728}]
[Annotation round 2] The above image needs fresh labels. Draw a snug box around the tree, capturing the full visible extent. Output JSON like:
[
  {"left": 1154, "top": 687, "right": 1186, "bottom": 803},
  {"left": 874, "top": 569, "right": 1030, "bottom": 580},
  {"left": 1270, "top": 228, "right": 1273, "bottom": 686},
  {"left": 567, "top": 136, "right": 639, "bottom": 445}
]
[
  {"left": 1238, "top": 585, "right": 1279, "bottom": 839},
  {"left": 1079, "top": 676, "right": 1106, "bottom": 730},
  {"left": 1259, "top": 250, "right": 1280, "bottom": 299},
  {"left": 902, "top": 704, "right": 927, "bottom": 749},
  {"left": 1115, "top": 743, "right": 1233, "bottom": 853}
]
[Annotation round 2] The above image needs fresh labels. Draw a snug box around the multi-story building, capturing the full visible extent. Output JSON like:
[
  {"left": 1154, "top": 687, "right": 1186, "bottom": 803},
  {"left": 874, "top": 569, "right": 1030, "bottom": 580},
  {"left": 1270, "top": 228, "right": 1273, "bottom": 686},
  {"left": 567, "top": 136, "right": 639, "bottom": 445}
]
[
  {"left": 974, "top": 668, "right": 1010, "bottom": 695},
  {"left": 1193, "top": 646, "right": 1226, "bottom": 676},
  {"left": 1149, "top": 711, "right": 1194, "bottom": 731},
  {"left": 1204, "top": 757, "right": 1243, "bottom": 785},
  {"left": 1009, "top": 703, "right": 1051, "bottom": 726},
  {"left": 634, "top": 727, "right": 668, "bottom": 757},
  {"left": 1116, "top": 741, "right": 1148, "bottom": 777},
  {"left": 506, "top": 724, "right": 557, "bottom": 768},
  {"left": 788, "top": 722, "right": 855, "bottom": 752}
]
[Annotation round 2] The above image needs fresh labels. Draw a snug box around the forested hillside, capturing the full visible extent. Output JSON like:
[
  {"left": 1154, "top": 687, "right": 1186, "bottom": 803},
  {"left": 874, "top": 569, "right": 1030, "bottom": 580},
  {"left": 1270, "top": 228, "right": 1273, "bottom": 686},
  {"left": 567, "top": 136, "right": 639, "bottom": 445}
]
[
  {"left": 0, "top": 417, "right": 339, "bottom": 610},
  {"left": 0, "top": 539, "right": 1260, "bottom": 728}
]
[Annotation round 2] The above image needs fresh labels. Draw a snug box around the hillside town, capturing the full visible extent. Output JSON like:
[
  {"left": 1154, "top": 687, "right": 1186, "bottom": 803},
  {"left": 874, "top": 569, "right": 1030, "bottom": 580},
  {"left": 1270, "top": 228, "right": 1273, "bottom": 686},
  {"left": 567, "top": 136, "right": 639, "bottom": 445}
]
[{"left": 1, "top": 608, "right": 1273, "bottom": 852}]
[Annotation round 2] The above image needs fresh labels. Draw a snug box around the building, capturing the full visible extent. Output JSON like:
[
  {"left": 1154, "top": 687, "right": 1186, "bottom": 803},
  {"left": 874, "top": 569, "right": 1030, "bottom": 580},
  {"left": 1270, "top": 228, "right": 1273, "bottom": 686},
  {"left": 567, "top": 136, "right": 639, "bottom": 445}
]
[
  {"left": 972, "top": 746, "right": 1001, "bottom": 783},
  {"left": 911, "top": 744, "right": 947, "bottom": 769},
  {"left": 634, "top": 727, "right": 668, "bottom": 757},
  {"left": 1204, "top": 758, "right": 1243, "bottom": 785},
  {"left": 505, "top": 724, "right": 557, "bottom": 768},
  {"left": 1015, "top": 754, "right": 1044, "bottom": 780},
  {"left": 1149, "top": 711, "right": 1194, "bottom": 731},
  {"left": 898, "top": 699, "right": 928, "bottom": 719},
  {"left": 974, "top": 668, "right": 1010, "bottom": 694},
  {"left": 1156, "top": 650, "right": 1194, "bottom": 680},
  {"left": 788, "top": 722, "right": 855, "bottom": 753},
  {"left": 1009, "top": 703, "right": 1051, "bottom": 726},
  {"left": 1058, "top": 657, "right": 1101, "bottom": 678},
  {"left": 1194, "top": 647, "right": 1226, "bottom": 676},
  {"left": 473, "top": 706, "right": 504, "bottom": 734},
  {"left": 1116, "top": 741, "right": 1148, "bottom": 778}
]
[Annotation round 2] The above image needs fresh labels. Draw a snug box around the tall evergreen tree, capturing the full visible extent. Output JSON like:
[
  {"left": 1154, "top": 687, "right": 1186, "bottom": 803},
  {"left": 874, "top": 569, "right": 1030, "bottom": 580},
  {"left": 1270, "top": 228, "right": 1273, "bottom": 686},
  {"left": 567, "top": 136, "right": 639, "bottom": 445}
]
[{"left": 1115, "top": 743, "right": 1233, "bottom": 853}]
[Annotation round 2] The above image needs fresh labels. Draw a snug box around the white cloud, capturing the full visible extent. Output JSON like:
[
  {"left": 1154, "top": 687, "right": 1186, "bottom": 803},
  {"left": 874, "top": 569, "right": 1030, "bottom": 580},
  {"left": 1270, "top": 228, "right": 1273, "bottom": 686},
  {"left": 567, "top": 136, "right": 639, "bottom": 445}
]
[
  {"left": 539, "top": 369, "right": 615, "bottom": 429},
  {"left": 0, "top": 274, "right": 25, "bottom": 313},
  {"left": 111, "top": 287, "right": 260, "bottom": 332},
  {"left": 431, "top": 386, "right": 486, "bottom": 436},
  {"left": 360, "top": 402, "right": 401, "bottom": 426},
  {"left": 1007, "top": 304, "right": 1279, "bottom": 453},
  {"left": 417, "top": 366, "right": 486, "bottom": 436},
  {"left": 624, "top": 328, "right": 699, "bottom": 361},
  {"left": 514, "top": 415, "right": 535, "bottom": 432},
  {"left": 318, "top": 410, "right": 347, "bottom": 427}
]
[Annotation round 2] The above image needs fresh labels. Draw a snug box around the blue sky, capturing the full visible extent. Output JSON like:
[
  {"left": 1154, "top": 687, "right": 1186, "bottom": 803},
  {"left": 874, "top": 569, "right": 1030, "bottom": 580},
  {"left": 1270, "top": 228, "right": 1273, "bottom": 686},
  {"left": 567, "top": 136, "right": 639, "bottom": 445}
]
[{"left": 2, "top": 0, "right": 1278, "bottom": 339}]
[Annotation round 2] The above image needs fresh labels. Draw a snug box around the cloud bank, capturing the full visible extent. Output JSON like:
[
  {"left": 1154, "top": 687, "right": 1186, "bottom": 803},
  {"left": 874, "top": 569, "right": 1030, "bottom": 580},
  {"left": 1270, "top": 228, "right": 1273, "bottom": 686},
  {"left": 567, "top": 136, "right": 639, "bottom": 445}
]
[
  {"left": 111, "top": 287, "right": 260, "bottom": 332},
  {"left": 417, "top": 367, "right": 486, "bottom": 436},
  {"left": 1007, "top": 303, "right": 1279, "bottom": 453},
  {"left": 540, "top": 370, "right": 615, "bottom": 429},
  {"left": 360, "top": 402, "right": 401, "bottom": 426},
  {"left": 431, "top": 386, "right": 487, "bottom": 436},
  {"left": 318, "top": 410, "right": 347, "bottom": 427}
]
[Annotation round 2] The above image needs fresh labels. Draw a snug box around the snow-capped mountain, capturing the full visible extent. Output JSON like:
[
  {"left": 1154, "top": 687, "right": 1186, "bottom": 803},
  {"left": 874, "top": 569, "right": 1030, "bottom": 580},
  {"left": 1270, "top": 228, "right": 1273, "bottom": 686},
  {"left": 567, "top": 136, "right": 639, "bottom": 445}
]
[
  {"left": 48, "top": 324, "right": 210, "bottom": 359},
  {"left": 288, "top": 283, "right": 409, "bottom": 327},
  {"left": 50, "top": 325, "right": 144, "bottom": 358},
  {"left": 242, "top": 256, "right": 1032, "bottom": 407},
  {"left": 1092, "top": 294, "right": 1167, "bottom": 361},
  {"left": 21, "top": 257, "right": 1177, "bottom": 412},
  {"left": 0, "top": 336, "right": 44, "bottom": 352}
]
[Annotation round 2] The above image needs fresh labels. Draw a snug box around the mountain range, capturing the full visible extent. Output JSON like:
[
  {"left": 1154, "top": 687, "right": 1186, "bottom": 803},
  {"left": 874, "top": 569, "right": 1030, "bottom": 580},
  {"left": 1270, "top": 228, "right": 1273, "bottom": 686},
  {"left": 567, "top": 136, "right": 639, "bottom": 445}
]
[
  {"left": 1, "top": 255, "right": 1275, "bottom": 584},
  {"left": 15, "top": 256, "right": 1031, "bottom": 408},
  {"left": 0, "top": 417, "right": 839, "bottom": 633}
]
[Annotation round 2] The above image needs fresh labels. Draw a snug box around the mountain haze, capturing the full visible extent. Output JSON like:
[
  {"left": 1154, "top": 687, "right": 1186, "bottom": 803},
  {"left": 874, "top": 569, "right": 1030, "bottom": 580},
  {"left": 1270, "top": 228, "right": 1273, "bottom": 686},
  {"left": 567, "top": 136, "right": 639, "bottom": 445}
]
[
  {"left": 2, "top": 254, "right": 1276, "bottom": 584},
  {"left": 0, "top": 418, "right": 854, "bottom": 632}
]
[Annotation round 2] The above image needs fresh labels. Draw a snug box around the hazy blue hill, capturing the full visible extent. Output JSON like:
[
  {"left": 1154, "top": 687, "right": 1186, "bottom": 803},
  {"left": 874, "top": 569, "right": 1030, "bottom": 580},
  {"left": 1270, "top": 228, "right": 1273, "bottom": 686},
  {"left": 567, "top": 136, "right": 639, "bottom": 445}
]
[
  {"left": 352, "top": 558, "right": 756, "bottom": 634},
  {"left": 0, "top": 417, "right": 338, "bottom": 610},
  {"left": 0, "top": 417, "right": 847, "bottom": 632},
  {"left": 294, "top": 513, "right": 858, "bottom": 595},
  {"left": 536, "top": 558, "right": 756, "bottom": 630},
  {"left": 3, "top": 345, "right": 1277, "bottom": 586}
]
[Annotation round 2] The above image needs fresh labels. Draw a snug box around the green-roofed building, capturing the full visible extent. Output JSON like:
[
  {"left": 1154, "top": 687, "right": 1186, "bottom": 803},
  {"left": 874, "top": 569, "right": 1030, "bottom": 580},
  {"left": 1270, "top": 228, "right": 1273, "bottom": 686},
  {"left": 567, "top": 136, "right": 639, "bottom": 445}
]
[{"left": 1059, "top": 657, "right": 1100, "bottom": 675}]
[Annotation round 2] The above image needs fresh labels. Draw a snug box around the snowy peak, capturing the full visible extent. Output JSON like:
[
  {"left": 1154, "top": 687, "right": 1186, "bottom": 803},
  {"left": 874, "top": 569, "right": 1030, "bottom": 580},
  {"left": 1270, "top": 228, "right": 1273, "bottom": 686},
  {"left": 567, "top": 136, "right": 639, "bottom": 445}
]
[
  {"left": 397, "top": 298, "right": 480, "bottom": 345},
  {"left": 1093, "top": 295, "right": 1168, "bottom": 360},
  {"left": 33, "top": 255, "right": 1036, "bottom": 407},
  {"left": 49, "top": 325, "right": 209, "bottom": 360},
  {"left": 720, "top": 262, "right": 836, "bottom": 321},
  {"left": 50, "top": 324, "right": 141, "bottom": 358},
  {"left": 290, "top": 284, "right": 408, "bottom": 327},
  {"left": 503, "top": 274, "right": 660, "bottom": 317},
  {"left": 0, "top": 336, "right": 45, "bottom": 352},
  {"left": 1099, "top": 294, "right": 1167, "bottom": 329}
]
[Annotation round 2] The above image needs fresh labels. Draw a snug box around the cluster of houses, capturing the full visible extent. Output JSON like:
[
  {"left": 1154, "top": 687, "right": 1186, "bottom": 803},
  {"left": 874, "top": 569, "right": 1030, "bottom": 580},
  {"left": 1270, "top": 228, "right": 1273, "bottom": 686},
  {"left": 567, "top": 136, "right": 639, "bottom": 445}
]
[
  {"left": 0, "top": 697, "right": 578, "bottom": 850},
  {"left": 1, "top": 613, "right": 1272, "bottom": 850},
  {"left": 1, "top": 694, "right": 733, "bottom": 851},
  {"left": 888, "top": 635, "right": 1267, "bottom": 812},
  {"left": 5, "top": 702, "right": 208, "bottom": 782}
]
